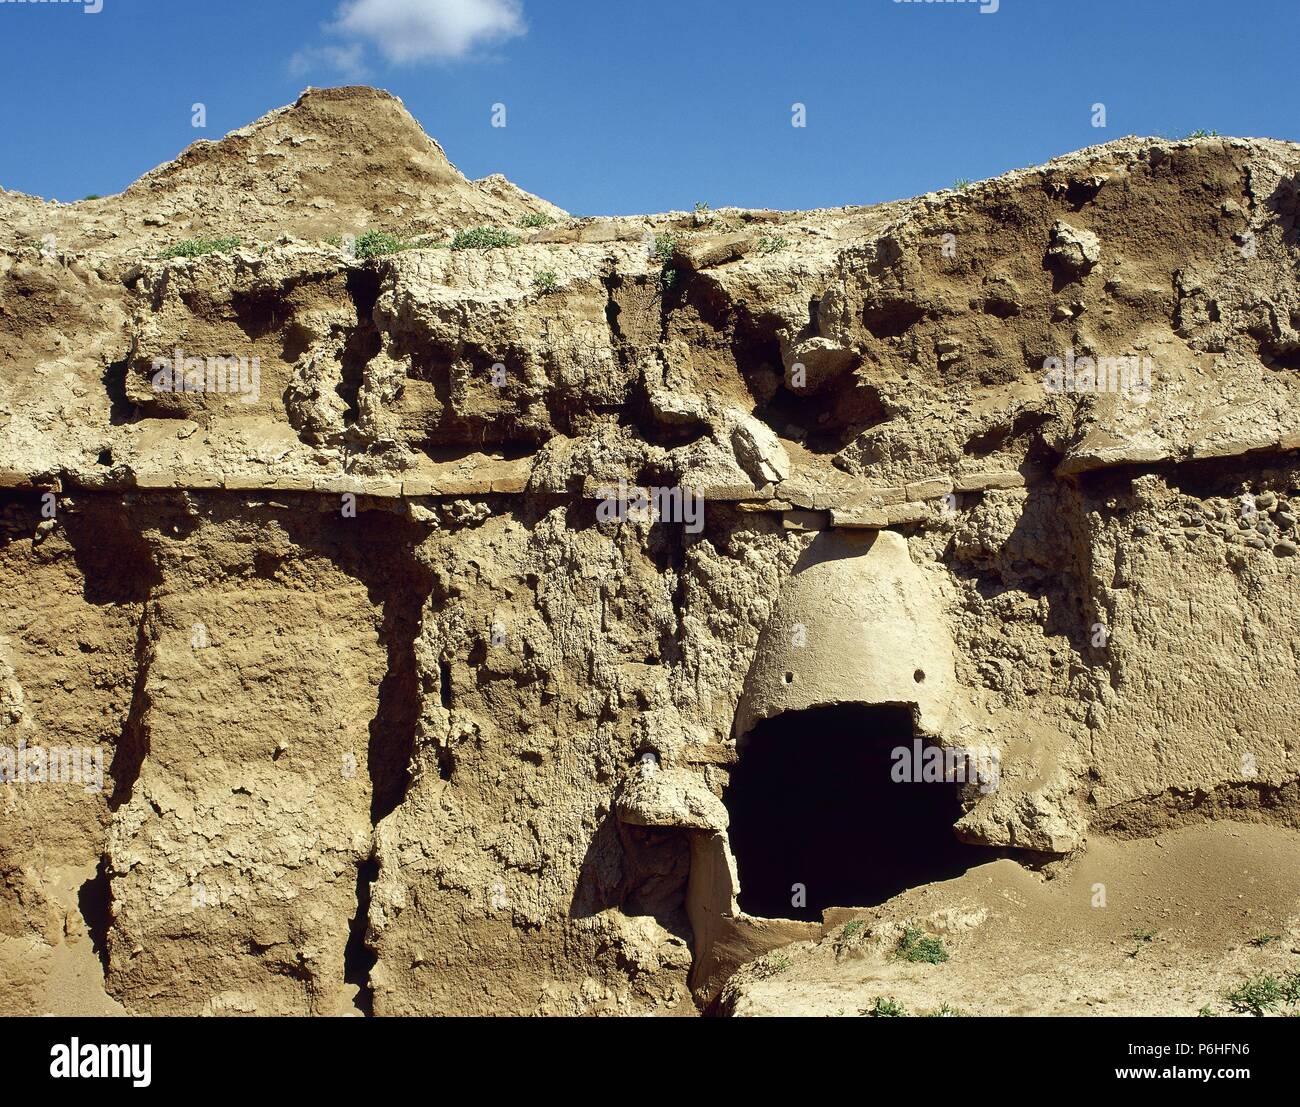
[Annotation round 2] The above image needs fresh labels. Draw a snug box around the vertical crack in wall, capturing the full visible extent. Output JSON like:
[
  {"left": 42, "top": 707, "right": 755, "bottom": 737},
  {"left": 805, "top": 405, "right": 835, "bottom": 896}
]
[
  {"left": 77, "top": 857, "right": 112, "bottom": 976},
  {"left": 340, "top": 268, "right": 383, "bottom": 427},
  {"left": 108, "top": 602, "right": 155, "bottom": 811},
  {"left": 366, "top": 535, "right": 432, "bottom": 824},
  {"left": 102, "top": 342, "right": 141, "bottom": 426},
  {"left": 343, "top": 512, "right": 435, "bottom": 1013},
  {"left": 343, "top": 855, "right": 379, "bottom": 1015}
]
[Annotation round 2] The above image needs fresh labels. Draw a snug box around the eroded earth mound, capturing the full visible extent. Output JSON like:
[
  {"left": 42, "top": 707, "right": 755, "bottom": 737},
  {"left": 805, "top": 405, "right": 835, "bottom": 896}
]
[{"left": 2, "top": 86, "right": 1298, "bottom": 1016}]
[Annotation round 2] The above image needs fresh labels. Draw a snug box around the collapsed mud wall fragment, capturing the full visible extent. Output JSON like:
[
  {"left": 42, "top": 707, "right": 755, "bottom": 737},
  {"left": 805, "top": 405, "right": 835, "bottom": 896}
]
[{"left": 2, "top": 88, "right": 1300, "bottom": 1014}]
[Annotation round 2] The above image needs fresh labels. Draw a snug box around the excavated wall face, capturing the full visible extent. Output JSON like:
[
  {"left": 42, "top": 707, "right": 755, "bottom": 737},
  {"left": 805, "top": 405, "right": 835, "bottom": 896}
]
[{"left": 3, "top": 89, "right": 1300, "bottom": 1013}]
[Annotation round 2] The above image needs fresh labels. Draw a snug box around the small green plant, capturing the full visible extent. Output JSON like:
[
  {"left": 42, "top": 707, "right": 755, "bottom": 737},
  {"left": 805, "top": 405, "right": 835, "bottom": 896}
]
[
  {"left": 159, "top": 235, "right": 242, "bottom": 259},
  {"left": 756, "top": 234, "right": 789, "bottom": 254},
  {"left": 752, "top": 950, "right": 791, "bottom": 979},
  {"left": 533, "top": 270, "right": 558, "bottom": 294},
  {"left": 897, "top": 927, "right": 949, "bottom": 964},
  {"left": 922, "top": 1004, "right": 968, "bottom": 1017},
  {"left": 1125, "top": 929, "right": 1157, "bottom": 958},
  {"left": 834, "top": 919, "right": 866, "bottom": 956},
  {"left": 517, "top": 212, "right": 554, "bottom": 228},
  {"left": 865, "top": 996, "right": 906, "bottom": 1017},
  {"left": 451, "top": 226, "right": 521, "bottom": 251},
  {"left": 1186, "top": 129, "right": 1219, "bottom": 139},
  {"left": 81, "top": 194, "right": 102, "bottom": 201},
  {"left": 1284, "top": 971, "right": 1300, "bottom": 1005},
  {"left": 953, "top": 177, "right": 973, "bottom": 191},
  {"left": 653, "top": 232, "right": 677, "bottom": 265},
  {"left": 1198, "top": 1005, "right": 1220, "bottom": 1017},
  {"left": 354, "top": 230, "right": 415, "bottom": 259},
  {"left": 1223, "top": 974, "right": 1285, "bottom": 1016},
  {"left": 1248, "top": 933, "right": 1282, "bottom": 948},
  {"left": 653, "top": 232, "right": 678, "bottom": 289}
]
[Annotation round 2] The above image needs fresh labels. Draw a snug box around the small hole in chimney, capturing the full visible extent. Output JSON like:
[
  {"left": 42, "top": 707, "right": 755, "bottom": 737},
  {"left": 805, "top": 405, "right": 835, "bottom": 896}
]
[
  {"left": 914, "top": 669, "right": 925, "bottom": 683},
  {"left": 783, "top": 671, "right": 794, "bottom": 684}
]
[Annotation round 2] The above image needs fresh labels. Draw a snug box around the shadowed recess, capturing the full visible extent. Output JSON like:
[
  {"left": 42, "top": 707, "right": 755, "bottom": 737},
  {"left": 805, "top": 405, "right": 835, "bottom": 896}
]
[
  {"left": 724, "top": 704, "right": 998, "bottom": 921},
  {"left": 78, "top": 859, "right": 112, "bottom": 976}
]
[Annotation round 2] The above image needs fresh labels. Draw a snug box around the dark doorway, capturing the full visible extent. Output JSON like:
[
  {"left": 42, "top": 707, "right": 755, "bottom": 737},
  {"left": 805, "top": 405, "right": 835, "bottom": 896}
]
[{"left": 724, "top": 704, "right": 998, "bottom": 921}]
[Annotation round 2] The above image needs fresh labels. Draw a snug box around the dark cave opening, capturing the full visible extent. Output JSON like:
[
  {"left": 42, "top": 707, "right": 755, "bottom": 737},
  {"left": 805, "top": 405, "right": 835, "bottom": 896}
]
[{"left": 724, "top": 704, "right": 999, "bottom": 922}]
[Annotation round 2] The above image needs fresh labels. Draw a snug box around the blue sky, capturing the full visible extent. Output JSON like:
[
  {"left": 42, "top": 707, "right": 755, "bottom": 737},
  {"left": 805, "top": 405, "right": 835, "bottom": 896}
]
[{"left": 1, "top": 0, "right": 1298, "bottom": 215}]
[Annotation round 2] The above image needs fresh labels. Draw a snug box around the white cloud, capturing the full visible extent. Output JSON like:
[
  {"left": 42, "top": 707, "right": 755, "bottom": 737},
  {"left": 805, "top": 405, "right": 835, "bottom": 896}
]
[
  {"left": 329, "top": 0, "right": 526, "bottom": 65},
  {"left": 288, "top": 43, "right": 368, "bottom": 80}
]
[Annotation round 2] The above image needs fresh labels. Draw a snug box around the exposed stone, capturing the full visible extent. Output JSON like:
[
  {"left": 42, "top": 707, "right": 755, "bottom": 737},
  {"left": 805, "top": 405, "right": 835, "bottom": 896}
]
[
  {"left": 905, "top": 476, "right": 954, "bottom": 502},
  {"left": 677, "top": 231, "right": 754, "bottom": 270},
  {"left": 953, "top": 471, "right": 1028, "bottom": 492},
  {"left": 616, "top": 766, "right": 729, "bottom": 831},
  {"left": 1046, "top": 219, "right": 1101, "bottom": 277},
  {"left": 885, "top": 502, "right": 932, "bottom": 526},
  {"left": 829, "top": 503, "right": 887, "bottom": 529},
  {"left": 726, "top": 411, "right": 791, "bottom": 485}
]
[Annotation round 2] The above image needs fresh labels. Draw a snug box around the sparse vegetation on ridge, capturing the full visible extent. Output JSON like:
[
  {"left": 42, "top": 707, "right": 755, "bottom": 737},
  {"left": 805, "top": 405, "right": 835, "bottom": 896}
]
[
  {"left": 451, "top": 226, "right": 521, "bottom": 250},
  {"left": 159, "top": 235, "right": 242, "bottom": 259},
  {"left": 354, "top": 230, "right": 414, "bottom": 259}
]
